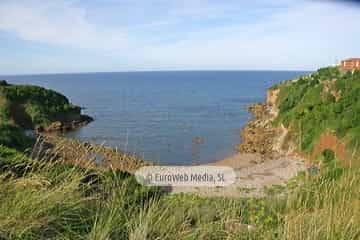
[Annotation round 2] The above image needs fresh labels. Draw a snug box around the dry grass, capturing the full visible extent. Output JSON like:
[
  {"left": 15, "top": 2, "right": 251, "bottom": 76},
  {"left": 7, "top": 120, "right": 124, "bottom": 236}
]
[
  {"left": 282, "top": 169, "right": 360, "bottom": 240},
  {"left": 34, "top": 134, "right": 149, "bottom": 173},
  {"left": 0, "top": 139, "right": 359, "bottom": 239}
]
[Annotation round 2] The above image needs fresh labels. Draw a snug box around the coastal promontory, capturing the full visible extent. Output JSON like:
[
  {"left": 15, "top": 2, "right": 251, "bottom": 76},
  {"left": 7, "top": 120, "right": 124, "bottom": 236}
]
[{"left": 0, "top": 80, "right": 93, "bottom": 148}]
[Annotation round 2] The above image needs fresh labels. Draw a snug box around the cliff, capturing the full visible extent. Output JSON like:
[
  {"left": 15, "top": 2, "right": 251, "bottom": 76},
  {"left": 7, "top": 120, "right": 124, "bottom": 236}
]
[
  {"left": 0, "top": 80, "right": 93, "bottom": 148},
  {"left": 235, "top": 89, "right": 284, "bottom": 159},
  {"left": 237, "top": 67, "right": 360, "bottom": 164}
]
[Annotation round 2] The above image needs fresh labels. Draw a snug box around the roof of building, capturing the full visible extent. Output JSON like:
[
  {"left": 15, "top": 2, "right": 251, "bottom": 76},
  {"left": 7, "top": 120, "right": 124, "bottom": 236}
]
[{"left": 342, "top": 58, "right": 360, "bottom": 62}]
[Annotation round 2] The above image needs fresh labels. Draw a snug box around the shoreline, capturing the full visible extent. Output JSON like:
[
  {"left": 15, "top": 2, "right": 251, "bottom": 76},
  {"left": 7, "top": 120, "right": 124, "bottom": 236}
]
[
  {"left": 171, "top": 88, "right": 308, "bottom": 197},
  {"left": 29, "top": 81, "right": 308, "bottom": 198},
  {"left": 172, "top": 154, "right": 306, "bottom": 197}
]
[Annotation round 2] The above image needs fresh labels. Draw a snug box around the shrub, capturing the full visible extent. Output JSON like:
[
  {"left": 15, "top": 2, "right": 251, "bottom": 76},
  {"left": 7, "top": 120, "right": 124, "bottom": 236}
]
[
  {"left": 0, "top": 82, "right": 82, "bottom": 149},
  {"left": 0, "top": 83, "right": 74, "bottom": 127},
  {"left": 0, "top": 124, "right": 34, "bottom": 149},
  {"left": 274, "top": 66, "right": 360, "bottom": 154},
  {"left": 322, "top": 149, "right": 335, "bottom": 163},
  {"left": 0, "top": 80, "right": 8, "bottom": 86}
]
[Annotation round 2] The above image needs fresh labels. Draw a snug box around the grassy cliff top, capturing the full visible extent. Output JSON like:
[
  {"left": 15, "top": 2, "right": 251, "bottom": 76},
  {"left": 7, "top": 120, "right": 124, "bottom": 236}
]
[
  {"left": 0, "top": 80, "right": 75, "bottom": 127},
  {"left": 0, "top": 80, "right": 79, "bottom": 148},
  {"left": 273, "top": 67, "right": 360, "bottom": 159}
]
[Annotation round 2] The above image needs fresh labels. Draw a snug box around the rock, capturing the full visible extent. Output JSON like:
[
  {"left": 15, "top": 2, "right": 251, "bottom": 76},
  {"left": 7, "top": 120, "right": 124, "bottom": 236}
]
[
  {"left": 80, "top": 114, "right": 94, "bottom": 123},
  {"left": 266, "top": 88, "right": 280, "bottom": 106},
  {"left": 35, "top": 114, "right": 94, "bottom": 133},
  {"left": 236, "top": 101, "right": 278, "bottom": 158},
  {"left": 248, "top": 103, "right": 267, "bottom": 118},
  {"left": 193, "top": 136, "right": 204, "bottom": 144},
  {"left": 45, "top": 121, "right": 63, "bottom": 131}
]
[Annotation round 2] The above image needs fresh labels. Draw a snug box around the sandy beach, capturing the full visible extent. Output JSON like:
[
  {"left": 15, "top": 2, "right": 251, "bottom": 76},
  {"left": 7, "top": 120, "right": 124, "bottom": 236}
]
[
  {"left": 171, "top": 88, "right": 308, "bottom": 197},
  {"left": 171, "top": 153, "right": 307, "bottom": 197}
]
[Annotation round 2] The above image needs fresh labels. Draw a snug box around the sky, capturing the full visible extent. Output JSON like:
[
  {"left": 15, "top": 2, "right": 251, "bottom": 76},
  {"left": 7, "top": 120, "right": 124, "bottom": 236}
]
[{"left": 0, "top": 0, "right": 359, "bottom": 75}]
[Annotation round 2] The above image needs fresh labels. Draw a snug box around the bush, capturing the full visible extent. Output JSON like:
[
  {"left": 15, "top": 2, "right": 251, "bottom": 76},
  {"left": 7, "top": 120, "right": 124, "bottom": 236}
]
[
  {"left": 0, "top": 124, "right": 34, "bottom": 149},
  {"left": 0, "top": 83, "right": 75, "bottom": 126},
  {"left": 322, "top": 149, "right": 335, "bottom": 163},
  {"left": 274, "top": 66, "right": 360, "bottom": 154},
  {"left": 0, "top": 82, "right": 83, "bottom": 149},
  {"left": 0, "top": 80, "right": 8, "bottom": 86}
]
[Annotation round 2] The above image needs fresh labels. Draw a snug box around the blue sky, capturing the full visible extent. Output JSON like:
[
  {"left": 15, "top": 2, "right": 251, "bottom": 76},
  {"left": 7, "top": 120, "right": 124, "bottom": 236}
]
[{"left": 0, "top": 0, "right": 359, "bottom": 74}]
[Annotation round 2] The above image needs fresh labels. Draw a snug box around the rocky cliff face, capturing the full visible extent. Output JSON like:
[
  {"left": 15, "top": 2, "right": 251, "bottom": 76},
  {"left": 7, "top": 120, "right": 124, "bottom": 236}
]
[
  {"left": 237, "top": 66, "right": 360, "bottom": 163},
  {"left": 0, "top": 81, "right": 94, "bottom": 144},
  {"left": 36, "top": 114, "right": 93, "bottom": 132},
  {"left": 36, "top": 106, "right": 93, "bottom": 132},
  {"left": 266, "top": 88, "right": 280, "bottom": 107},
  {"left": 236, "top": 88, "right": 288, "bottom": 159}
]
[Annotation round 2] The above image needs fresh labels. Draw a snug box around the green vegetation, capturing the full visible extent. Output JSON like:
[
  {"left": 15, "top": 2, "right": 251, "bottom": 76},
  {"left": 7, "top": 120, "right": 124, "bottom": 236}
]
[
  {"left": 274, "top": 67, "right": 360, "bottom": 154},
  {"left": 0, "top": 124, "right": 33, "bottom": 149},
  {"left": 0, "top": 71, "right": 360, "bottom": 239},
  {"left": 0, "top": 80, "right": 8, "bottom": 86},
  {"left": 0, "top": 81, "right": 73, "bottom": 126},
  {"left": 0, "top": 81, "right": 78, "bottom": 148},
  {"left": 0, "top": 144, "right": 358, "bottom": 239}
]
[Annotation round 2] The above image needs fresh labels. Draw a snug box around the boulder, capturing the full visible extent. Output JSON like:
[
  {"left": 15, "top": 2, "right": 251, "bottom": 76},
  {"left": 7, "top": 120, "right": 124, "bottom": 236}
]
[
  {"left": 193, "top": 136, "right": 204, "bottom": 144},
  {"left": 45, "top": 121, "right": 63, "bottom": 131}
]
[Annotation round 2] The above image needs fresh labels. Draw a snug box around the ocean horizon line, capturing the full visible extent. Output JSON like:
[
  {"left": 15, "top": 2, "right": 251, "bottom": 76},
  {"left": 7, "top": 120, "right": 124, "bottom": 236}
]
[{"left": 0, "top": 69, "right": 312, "bottom": 77}]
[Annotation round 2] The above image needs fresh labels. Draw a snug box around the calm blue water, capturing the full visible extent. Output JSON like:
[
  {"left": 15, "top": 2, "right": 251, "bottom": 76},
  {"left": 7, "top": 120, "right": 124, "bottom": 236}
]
[{"left": 1, "top": 71, "right": 307, "bottom": 165}]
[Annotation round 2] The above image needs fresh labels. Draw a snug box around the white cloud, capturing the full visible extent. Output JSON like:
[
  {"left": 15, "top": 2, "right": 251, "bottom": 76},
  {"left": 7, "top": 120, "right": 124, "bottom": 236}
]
[
  {"left": 0, "top": 0, "right": 359, "bottom": 73},
  {"left": 133, "top": 1, "right": 360, "bottom": 70},
  {"left": 0, "top": 0, "right": 128, "bottom": 51}
]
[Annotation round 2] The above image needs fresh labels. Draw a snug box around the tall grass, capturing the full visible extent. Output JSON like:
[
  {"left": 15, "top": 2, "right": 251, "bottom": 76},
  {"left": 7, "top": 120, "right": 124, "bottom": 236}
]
[
  {"left": 0, "top": 162, "right": 92, "bottom": 239},
  {"left": 281, "top": 168, "right": 360, "bottom": 240},
  {"left": 0, "top": 142, "right": 359, "bottom": 239}
]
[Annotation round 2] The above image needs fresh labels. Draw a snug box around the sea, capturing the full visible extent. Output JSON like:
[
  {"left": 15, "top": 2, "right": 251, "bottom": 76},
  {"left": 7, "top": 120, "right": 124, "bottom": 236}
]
[{"left": 1, "top": 71, "right": 308, "bottom": 165}]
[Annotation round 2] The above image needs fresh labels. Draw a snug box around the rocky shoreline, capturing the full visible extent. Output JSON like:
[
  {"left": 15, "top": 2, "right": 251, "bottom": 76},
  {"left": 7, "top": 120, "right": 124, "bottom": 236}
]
[
  {"left": 235, "top": 88, "right": 287, "bottom": 159},
  {"left": 35, "top": 106, "right": 94, "bottom": 133},
  {"left": 235, "top": 103, "right": 276, "bottom": 157},
  {"left": 173, "top": 88, "right": 308, "bottom": 197}
]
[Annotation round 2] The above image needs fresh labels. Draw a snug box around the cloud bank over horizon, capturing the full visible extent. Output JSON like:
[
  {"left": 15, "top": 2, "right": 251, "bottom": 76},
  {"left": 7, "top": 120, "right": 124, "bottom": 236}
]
[{"left": 0, "top": 0, "right": 359, "bottom": 74}]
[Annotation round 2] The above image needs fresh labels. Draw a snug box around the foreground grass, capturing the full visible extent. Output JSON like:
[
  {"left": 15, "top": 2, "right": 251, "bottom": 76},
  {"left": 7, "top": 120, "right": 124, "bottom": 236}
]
[{"left": 0, "top": 145, "right": 359, "bottom": 240}]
